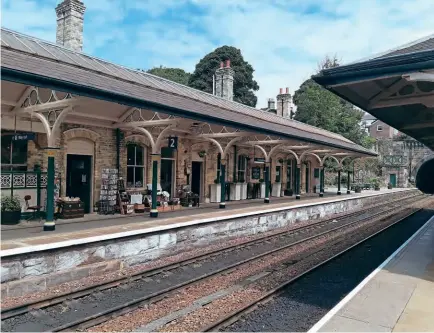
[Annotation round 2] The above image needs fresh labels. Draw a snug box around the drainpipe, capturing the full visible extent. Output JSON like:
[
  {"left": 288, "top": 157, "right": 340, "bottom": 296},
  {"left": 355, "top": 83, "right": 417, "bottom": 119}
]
[{"left": 116, "top": 129, "right": 121, "bottom": 173}]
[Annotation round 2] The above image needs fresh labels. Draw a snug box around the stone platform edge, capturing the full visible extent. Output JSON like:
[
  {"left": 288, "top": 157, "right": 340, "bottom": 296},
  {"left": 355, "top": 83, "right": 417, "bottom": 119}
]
[{"left": 0, "top": 188, "right": 415, "bottom": 258}]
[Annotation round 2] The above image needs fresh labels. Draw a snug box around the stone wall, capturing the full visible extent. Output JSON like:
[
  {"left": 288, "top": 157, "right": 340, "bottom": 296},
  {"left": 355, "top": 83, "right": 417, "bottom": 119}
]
[{"left": 1, "top": 189, "right": 417, "bottom": 297}]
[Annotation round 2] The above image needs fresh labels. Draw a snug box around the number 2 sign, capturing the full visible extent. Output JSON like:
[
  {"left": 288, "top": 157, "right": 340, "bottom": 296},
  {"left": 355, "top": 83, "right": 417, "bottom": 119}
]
[{"left": 168, "top": 136, "right": 178, "bottom": 149}]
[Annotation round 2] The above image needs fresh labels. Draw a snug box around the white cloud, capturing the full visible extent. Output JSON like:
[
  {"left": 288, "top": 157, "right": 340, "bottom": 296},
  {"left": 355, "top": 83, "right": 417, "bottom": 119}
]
[{"left": 1, "top": 0, "right": 433, "bottom": 109}]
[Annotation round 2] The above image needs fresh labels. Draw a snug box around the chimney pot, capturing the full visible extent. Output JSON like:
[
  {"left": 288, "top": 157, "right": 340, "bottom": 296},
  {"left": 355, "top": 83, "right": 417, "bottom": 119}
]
[
  {"left": 226, "top": 59, "right": 231, "bottom": 67},
  {"left": 286, "top": 87, "right": 289, "bottom": 94},
  {"left": 279, "top": 88, "right": 283, "bottom": 94}
]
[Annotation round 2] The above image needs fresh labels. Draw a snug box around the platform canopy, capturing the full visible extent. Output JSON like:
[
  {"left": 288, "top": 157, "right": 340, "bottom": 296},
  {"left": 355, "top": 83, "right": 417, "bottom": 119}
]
[
  {"left": 313, "top": 34, "right": 434, "bottom": 150},
  {"left": 0, "top": 28, "right": 374, "bottom": 162}
]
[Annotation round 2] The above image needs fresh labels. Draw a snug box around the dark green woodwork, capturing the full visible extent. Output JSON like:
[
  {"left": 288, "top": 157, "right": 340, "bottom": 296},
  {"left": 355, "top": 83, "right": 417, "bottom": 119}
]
[
  {"left": 320, "top": 167, "right": 325, "bottom": 197},
  {"left": 347, "top": 170, "right": 351, "bottom": 194},
  {"left": 337, "top": 170, "right": 342, "bottom": 195},
  {"left": 150, "top": 155, "right": 159, "bottom": 217},
  {"left": 220, "top": 162, "right": 226, "bottom": 208},
  {"left": 295, "top": 166, "right": 301, "bottom": 199},
  {"left": 264, "top": 164, "right": 270, "bottom": 203},
  {"left": 44, "top": 156, "right": 55, "bottom": 231}
]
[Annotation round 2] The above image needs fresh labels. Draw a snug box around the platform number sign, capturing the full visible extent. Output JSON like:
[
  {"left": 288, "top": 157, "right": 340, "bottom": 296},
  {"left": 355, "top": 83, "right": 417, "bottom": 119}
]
[{"left": 168, "top": 136, "right": 178, "bottom": 150}]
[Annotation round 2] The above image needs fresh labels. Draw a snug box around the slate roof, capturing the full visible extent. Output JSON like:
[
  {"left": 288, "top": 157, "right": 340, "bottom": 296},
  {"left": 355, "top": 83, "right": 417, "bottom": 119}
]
[{"left": 0, "top": 28, "right": 374, "bottom": 155}]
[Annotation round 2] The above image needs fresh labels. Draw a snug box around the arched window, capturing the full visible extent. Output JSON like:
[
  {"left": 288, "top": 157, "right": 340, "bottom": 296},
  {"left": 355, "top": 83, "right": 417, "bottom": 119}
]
[{"left": 127, "top": 144, "right": 146, "bottom": 188}]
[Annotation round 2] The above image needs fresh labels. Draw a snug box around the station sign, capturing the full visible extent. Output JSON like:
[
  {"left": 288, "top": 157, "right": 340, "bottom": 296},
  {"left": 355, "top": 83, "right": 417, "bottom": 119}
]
[
  {"left": 11, "top": 133, "right": 35, "bottom": 141},
  {"left": 168, "top": 136, "right": 178, "bottom": 150},
  {"left": 251, "top": 167, "right": 261, "bottom": 179},
  {"left": 254, "top": 157, "right": 265, "bottom": 163}
]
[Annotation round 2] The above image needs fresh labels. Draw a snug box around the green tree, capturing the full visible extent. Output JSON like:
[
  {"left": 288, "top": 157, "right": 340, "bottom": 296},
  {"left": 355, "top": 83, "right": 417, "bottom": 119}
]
[
  {"left": 293, "top": 56, "right": 373, "bottom": 148},
  {"left": 188, "top": 46, "right": 259, "bottom": 107},
  {"left": 146, "top": 66, "right": 191, "bottom": 86}
]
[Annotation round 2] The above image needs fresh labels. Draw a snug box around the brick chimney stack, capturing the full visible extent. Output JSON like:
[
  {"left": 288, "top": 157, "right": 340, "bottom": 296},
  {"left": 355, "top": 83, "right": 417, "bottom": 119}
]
[
  {"left": 276, "top": 87, "right": 292, "bottom": 118},
  {"left": 215, "top": 59, "right": 235, "bottom": 101},
  {"left": 55, "top": 0, "right": 86, "bottom": 51}
]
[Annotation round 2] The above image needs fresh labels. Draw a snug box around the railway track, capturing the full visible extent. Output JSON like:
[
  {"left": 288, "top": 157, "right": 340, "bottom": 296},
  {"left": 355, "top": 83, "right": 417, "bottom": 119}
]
[
  {"left": 202, "top": 203, "right": 432, "bottom": 332},
  {"left": 1, "top": 193, "right": 426, "bottom": 332}
]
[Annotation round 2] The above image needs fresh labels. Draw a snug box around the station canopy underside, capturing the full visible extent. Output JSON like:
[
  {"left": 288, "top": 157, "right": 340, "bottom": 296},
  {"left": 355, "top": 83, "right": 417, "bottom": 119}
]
[
  {"left": 313, "top": 34, "right": 434, "bottom": 151},
  {"left": 0, "top": 28, "right": 374, "bottom": 162}
]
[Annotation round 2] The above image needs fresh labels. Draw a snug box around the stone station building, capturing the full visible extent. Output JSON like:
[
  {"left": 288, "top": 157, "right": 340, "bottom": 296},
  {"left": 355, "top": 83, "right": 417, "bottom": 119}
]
[{"left": 0, "top": 0, "right": 375, "bottom": 230}]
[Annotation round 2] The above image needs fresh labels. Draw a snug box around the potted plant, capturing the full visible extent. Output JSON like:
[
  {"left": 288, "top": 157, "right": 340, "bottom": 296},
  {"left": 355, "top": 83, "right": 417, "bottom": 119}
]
[
  {"left": 1, "top": 195, "right": 22, "bottom": 225},
  {"left": 372, "top": 178, "right": 380, "bottom": 191},
  {"left": 259, "top": 178, "right": 264, "bottom": 183},
  {"left": 285, "top": 188, "right": 294, "bottom": 196},
  {"left": 354, "top": 185, "right": 362, "bottom": 193},
  {"left": 198, "top": 150, "right": 206, "bottom": 158},
  {"left": 387, "top": 182, "right": 393, "bottom": 189}
]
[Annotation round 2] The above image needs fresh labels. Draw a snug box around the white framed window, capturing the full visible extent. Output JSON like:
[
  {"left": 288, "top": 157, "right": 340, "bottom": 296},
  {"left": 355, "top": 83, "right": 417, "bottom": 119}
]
[
  {"left": 237, "top": 155, "right": 247, "bottom": 182},
  {"left": 127, "top": 144, "right": 146, "bottom": 188},
  {"left": 377, "top": 125, "right": 383, "bottom": 131}
]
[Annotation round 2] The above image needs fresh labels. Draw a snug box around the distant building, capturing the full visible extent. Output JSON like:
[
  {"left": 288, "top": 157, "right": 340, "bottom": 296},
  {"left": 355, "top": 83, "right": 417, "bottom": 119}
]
[{"left": 362, "top": 113, "right": 397, "bottom": 139}]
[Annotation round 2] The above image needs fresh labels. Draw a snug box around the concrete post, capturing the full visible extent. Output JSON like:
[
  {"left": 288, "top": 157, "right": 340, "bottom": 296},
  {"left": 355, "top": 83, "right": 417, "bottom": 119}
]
[{"left": 150, "top": 154, "right": 160, "bottom": 218}]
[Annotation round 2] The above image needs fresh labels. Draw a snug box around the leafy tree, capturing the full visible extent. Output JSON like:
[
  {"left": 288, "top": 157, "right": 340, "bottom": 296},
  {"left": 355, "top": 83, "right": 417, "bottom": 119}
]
[
  {"left": 146, "top": 66, "right": 191, "bottom": 86},
  {"left": 293, "top": 56, "right": 373, "bottom": 148},
  {"left": 188, "top": 46, "right": 259, "bottom": 107}
]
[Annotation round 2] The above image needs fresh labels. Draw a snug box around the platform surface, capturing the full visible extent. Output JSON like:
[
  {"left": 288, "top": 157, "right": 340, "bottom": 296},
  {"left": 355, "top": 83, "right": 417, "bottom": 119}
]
[
  {"left": 1, "top": 188, "right": 411, "bottom": 255},
  {"left": 314, "top": 214, "right": 434, "bottom": 332}
]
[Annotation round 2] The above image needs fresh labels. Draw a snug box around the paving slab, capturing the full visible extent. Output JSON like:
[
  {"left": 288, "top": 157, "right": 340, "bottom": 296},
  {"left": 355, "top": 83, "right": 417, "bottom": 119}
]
[{"left": 316, "top": 214, "right": 434, "bottom": 332}]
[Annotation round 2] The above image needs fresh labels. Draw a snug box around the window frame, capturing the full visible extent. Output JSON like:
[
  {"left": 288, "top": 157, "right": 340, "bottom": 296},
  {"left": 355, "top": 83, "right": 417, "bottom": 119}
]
[
  {"left": 126, "top": 144, "right": 146, "bottom": 189},
  {"left": 1, "top": 133, "right": 28, "bottom": 171},
  {"left": 377, "top": 125, "right": 383, "bottom": 131},
  {"left": 237, "top": 155, "right": 247, "bottom": 183}
]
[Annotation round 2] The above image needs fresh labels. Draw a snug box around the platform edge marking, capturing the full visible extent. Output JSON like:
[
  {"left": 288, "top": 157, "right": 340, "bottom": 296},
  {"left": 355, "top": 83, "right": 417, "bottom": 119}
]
[{"left": 307, "top": 212, "right": 434, "bottom": 333}]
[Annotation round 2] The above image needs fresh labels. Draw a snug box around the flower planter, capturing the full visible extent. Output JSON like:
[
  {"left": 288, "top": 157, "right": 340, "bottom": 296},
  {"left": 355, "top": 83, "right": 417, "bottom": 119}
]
[
  {"left": 240, "top": 183, "right": 248, "bottom": 200},
  {"left": 209, "top": 184, "right": 221, "bottom": 203},
  {"left": 1, "top": 210, "right": 21, "bottom": 225},
  {"left": 260, "top": 183, "right": 266, "bottom": 198},
  {"left": 272, "top": 183, "right": 282, "bottom": 197},
  {"left": 230, "top": 183, "right": 242, "bottom": 200}
]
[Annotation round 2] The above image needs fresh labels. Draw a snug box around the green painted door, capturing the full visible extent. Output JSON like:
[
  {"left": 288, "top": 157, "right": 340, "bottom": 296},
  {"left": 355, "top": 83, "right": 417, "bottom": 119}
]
[{"left": 389, "top": 174, "right": 397, "bottom": 187}]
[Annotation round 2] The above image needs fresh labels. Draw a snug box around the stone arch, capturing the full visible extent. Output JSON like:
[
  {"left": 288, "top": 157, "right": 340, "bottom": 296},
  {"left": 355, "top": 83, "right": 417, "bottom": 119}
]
[
  {"left": 124, "top": 134, "right": 152, "bottom": 148},
  {"left": 413, "top": 153, "right": 434, "bottom": 180},
  {"left": 63, "top": 128, "right": 100, "bottom": 142}
]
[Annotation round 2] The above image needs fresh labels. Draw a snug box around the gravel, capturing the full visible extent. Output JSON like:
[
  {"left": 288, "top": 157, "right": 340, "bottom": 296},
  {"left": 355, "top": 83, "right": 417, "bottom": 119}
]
[
  {"left": 91, "top": 199, "right": 427, "bottom": 332},
  {"left": 225, "top": 207, "right": 434, "bottom": 332},
  {"left": 2, "top": 194, "right": 416, "bottom": 310},
  {"left": 1, "top": 195, "right": 424, "bottom": 333}
]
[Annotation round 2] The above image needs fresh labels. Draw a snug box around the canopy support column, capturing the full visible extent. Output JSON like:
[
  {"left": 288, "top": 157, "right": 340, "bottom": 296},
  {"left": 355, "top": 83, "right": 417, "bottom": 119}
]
[
  {"left": 319, "top": 167, "right": 325, "bottom": 197},
  {"left": 295, "top": 165, "right": 301, "bottom": 200},
  {"left": 150, "top": 154, "right": 160, "bottom": 218},
  {"left": 43, "top": 149, "right": 56, "bottom": 231},
  {"left": 264, "top": 162, "right": 270, "bottom": 204},
  {"left": 347, "top": 170, "right": 351, "bottom": 194},
  {"left": 220, "top": 159, "right": 226, "bottom": 209},
  {"left": 337, "top": 170, "right": 342, "bottom": 195}
]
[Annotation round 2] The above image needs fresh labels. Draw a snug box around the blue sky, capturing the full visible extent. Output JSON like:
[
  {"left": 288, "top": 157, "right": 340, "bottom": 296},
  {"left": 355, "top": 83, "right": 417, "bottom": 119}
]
[{"left": 1, "top": 0, "right": 433, "bottom": 107}]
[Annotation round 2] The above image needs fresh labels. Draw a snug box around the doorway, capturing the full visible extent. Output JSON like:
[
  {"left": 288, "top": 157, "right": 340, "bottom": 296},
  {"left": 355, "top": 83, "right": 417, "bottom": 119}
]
[
  {"left": 160, "top": 159, "right": 174, "bottom": 196},
  {"left": 389, "top": 173, "right": 397, "bottom": 187},
  {"left": 191, "top": 161, "right": 202, "bottom": 198},
  {"left": 66, "top": 154, "right": 92, "bottom": 213}
]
